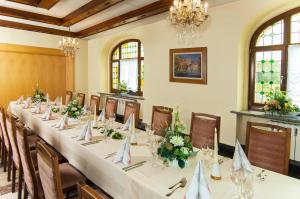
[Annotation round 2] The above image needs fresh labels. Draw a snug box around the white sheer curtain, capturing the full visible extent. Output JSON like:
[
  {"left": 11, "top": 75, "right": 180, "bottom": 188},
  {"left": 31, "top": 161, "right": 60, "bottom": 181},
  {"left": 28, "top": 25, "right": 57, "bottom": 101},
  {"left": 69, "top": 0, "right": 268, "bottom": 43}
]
[
  {"left": 120, "top": 59, "right": 138, "bottom": 92},
  {"left": 287, "top": 45, "right": 300, "bottom": 107}
]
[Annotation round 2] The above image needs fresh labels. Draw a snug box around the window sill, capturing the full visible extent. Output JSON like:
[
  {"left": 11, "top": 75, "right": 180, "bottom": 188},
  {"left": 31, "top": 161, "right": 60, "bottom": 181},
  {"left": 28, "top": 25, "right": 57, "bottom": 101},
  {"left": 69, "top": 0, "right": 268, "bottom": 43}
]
[{"left": 98, "top": 92, "right": 145, "bottom": 101}]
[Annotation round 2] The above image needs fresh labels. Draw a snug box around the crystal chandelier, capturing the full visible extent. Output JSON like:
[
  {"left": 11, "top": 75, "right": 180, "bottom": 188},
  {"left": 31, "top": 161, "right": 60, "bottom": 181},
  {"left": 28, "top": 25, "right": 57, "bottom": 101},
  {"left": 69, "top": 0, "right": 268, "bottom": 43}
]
[
  {"left": 59, "top": 28, "right": 79, "bottom": 57},
  {"left": 169, "top": 0, "right": 209, "bottom": 40}
]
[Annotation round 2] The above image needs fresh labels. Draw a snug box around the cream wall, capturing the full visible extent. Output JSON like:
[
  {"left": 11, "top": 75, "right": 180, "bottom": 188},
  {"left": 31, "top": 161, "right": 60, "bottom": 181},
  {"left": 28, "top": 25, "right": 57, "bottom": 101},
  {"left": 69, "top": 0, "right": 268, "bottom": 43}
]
[
  {"left": 87, "top": 0, "right": 300, "bottom": 146},
  {"left": 0, "top": 27, "right": 88, "bottom": 93}
]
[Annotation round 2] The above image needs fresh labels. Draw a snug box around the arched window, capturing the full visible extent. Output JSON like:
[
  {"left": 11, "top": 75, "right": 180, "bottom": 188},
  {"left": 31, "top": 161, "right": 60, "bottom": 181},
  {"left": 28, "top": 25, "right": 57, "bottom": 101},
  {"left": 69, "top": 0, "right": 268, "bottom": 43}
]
[
  {"left": 110, "top": 39, "right": 144, "bottom": 96},
  {"left": 249, "top": 7, "right": 300, "bottom": 110}
]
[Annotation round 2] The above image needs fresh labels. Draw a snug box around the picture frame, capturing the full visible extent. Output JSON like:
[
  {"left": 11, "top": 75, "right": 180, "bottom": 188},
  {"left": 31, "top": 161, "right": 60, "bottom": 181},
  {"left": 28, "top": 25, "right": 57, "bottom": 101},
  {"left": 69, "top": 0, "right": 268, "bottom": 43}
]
[{"left": 169, "top": 47, "right": 207, "bottom": 84}]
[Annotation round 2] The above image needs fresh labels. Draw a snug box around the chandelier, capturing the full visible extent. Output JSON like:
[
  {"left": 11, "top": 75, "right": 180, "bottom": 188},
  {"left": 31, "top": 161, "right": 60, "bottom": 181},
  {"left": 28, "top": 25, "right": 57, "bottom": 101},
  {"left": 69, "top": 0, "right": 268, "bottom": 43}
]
[
  {"left": 169, "top": 0, "right": 209, "bottom": 40},
  {"left": 59, "top": 28, "right": 79, "bottom": 57}
]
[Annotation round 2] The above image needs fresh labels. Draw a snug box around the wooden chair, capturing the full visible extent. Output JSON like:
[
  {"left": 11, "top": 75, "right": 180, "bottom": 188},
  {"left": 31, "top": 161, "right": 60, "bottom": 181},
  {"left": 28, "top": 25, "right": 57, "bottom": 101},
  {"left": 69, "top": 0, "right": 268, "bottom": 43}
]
[
  {"left": 36, "top": 141, "right": 86, "bottom": 199},
  {"left": 151, "top": 106, "right": 173, "bottom": 137},
  {"left": 65, "top": 91, "right": 73, "bottom": 105},
  {"left": 104, "top": 98, "right": 118, "bottom": 119},
  {"left": 123, "top": 101, "right": 140, "bottom": 127},
  {"left": 246, "top": 122, "right": 291, "bottom": 175},
  {"left": 6, "top": 113, "right": 39, "bottom": 199},
  {"left": 190, "top": 112, "right": 221, "bottom": 149},
  {"left": 15, "top": 126, "right": 43, "bottom": 199},
  {"left": 77, "top": 182, "right": 106, "bottom": 199},
  {"left": 77, "top": 93, "right": 86, "bottom": 107},
  {"left": 0, "top": 106, "right": 11, "bottom": 179},
  {"left": 90, "top": 95, "right": 100, "bottom": 115}
]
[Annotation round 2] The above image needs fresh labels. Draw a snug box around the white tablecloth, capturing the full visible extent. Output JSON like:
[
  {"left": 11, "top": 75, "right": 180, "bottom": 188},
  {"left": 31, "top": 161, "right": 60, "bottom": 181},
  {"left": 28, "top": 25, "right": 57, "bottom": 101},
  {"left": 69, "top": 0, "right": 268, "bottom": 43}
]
[{"left": 9, "top": 102, "right": 300, "bottom": 199}]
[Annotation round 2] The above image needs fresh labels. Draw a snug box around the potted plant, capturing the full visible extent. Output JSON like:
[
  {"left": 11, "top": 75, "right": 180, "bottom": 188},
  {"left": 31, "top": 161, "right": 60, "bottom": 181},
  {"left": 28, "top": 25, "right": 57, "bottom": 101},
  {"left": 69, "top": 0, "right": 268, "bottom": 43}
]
[
  {"left": 157, "top": 109, "right": 194, "bottom": 168},
  {"left": 32, "top": 85, "right": 46, "bottom": 103},
  {"left": 263, "top": 89, "right": 298, "bottom": 115},
  {"left": 117, "top": 81, "right": 129, "bottom": 96}
]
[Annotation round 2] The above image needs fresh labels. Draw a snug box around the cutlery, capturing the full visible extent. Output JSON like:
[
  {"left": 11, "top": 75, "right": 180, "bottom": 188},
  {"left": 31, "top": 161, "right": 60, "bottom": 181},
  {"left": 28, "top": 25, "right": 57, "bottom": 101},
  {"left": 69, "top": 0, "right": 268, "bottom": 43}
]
[
  {"left": 104, "top": 152, "right": 116, "bottom": 159},
  {"left": 168, "top": 177, "right": 187, "bottom": 189},
  {"left": 124, "top": 163, "right": 145, "bottom": 172},
  {"left": 122, "top": 161, "right": 146, "bottom": 171},
  {"left": 82, "top": 140, "right": 102, "bottom": 146},
  {"left": 166, "top": 178, "right": 187, "bottom": 197},
  {"left": 58, "top": 127, "right": 74, "bottom": 131}
]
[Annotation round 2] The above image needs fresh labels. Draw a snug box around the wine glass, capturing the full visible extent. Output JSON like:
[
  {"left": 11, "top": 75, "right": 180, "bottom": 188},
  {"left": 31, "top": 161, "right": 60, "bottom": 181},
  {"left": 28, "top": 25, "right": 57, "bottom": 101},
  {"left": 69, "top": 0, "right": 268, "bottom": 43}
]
[
  {"left": 242, "top": 174, "right": 254, "bottom": 199},
  {"left": 230, "top": 168, "right": 247, "bottom": 199},
  {"left": 145, "top": 124, "right": 154, "bottom": 145},
  {"left": 109, "top": 113, "right": 116, "bottom": 128}
]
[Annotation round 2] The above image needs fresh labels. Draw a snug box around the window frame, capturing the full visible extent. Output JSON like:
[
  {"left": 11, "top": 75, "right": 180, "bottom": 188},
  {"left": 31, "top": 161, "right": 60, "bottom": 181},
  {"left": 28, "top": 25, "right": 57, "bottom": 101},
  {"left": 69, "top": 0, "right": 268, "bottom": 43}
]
[
  {"left": 248, "top": 7, "right": 300, "bottom": 111},
  {"left": 110, "top": 39, "right": 144, "bottom": 96}
]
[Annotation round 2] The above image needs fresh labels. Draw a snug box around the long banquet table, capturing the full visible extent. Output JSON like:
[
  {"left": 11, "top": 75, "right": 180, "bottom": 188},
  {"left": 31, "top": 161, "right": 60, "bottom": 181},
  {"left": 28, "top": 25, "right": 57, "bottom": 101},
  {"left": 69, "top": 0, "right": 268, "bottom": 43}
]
[{"left": 9, "top": 102, "right": 300, "bottom": 199}]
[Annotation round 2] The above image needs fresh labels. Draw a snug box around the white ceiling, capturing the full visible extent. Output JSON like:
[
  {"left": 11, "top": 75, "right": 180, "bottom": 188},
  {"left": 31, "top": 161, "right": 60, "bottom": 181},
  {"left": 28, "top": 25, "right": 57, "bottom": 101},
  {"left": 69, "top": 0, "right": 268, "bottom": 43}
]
[{"left": 0, "top": 0, "right": 240, "bottom": 33}]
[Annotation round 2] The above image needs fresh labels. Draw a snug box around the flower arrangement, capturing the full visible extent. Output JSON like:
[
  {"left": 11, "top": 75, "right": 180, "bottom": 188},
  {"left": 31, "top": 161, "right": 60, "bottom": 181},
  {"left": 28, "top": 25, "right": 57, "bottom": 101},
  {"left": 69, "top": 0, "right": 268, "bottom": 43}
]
[
  {"left": 263, "top": 89, "right": 298, "bottom": 115},
  {"left": 157, "top": 109, "right": 194, "bottom": 168},
  {"left": 32, "top": 85, "right": 46, "bottom": 103},
  {"left": 99, "top": 128, "right": 124, "bottom": 140},
  {"left": 62, "top": 98, "right": 83, "bottom": 119},
  {"left": 117, "top": 81, "right": 129, "bottom": 94}
]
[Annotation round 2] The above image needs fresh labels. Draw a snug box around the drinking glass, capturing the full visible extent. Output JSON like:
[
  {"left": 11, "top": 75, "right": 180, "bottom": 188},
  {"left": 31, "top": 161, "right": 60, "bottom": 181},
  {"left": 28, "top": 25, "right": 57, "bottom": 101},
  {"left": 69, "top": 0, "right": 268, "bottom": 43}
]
[
  {"left": 109, "top": 113, "right": 116, "bottom": 128},
  {"left": 242, "top": 174, "right": 254, "bottom": 199},
  {"left": 230, "top": 168, "right": 247, "bottom": 199},
  {"left": 145, "top": 124, "right": 154, "bottom": 145}
]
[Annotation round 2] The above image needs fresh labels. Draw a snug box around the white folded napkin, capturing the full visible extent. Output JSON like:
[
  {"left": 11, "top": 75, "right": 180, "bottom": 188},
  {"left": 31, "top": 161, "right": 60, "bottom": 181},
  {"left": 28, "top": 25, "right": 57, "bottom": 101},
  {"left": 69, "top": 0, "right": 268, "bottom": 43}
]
[
  {"left": 23, "top": 98, "right": 31, "bottom": 109},
  {"left": 31, "top": 103, "right": 41, "bottom": 114},
  {"left": 97, "top": 110, "right": 106, "bottom": 122},
  {"left": 16, "top": 96, "right": 24, "bottom": 105},
  {"left": 41, "top": 106, "right": 52, "bottom": 120},
  {"left": 78, "top": 121, "right": 93, "bottom": 141},
  {"left": 113, "top": 138, "right": 131, "bottom": 166},
  {"left": 54, "top": 114, "right": 68, "bottom": 130},
  {"left": 122, "top": 114, "right": 132, "bottom": 131},
  {"left": 82, "top": 103, "right": 89, "bottom": 115},
  {"left": 233, "top": 140, "right": 254, "bottom": 173},
  {"left": 54, "top": 96, "right": 61, "bottom": 106},
  {"left": 184, "top": 160, "right": 211, "bottom": 199}
]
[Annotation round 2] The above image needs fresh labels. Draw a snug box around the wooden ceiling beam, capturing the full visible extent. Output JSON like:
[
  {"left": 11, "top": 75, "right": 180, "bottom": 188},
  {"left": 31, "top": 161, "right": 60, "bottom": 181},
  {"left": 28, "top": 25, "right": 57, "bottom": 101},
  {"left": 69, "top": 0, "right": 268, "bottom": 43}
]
[
  {"left": 0, "top": 19, "right": 75, "bottom": 37},
  {"left": 6, "top": 0, "right": 61, "bottom": 9},
  {"left": 0, "top": 6, "right": 62, "bottom": 25},
  {"left": 61, "top": 0, "right": 124, "bottom": 27},
  {"left": 76, "top": 0, "right": 173, "bottom": 38}
]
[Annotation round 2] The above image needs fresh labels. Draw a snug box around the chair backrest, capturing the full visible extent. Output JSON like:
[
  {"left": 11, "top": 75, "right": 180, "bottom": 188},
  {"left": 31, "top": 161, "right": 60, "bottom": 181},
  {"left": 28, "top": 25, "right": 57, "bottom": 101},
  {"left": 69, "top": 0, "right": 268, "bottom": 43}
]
[
  {"left": 151, "top": 106, "right": 173, "bottom": 137},
  {"left": 6, "top": 113, "right": 20, "bottom": 168},
  {"left": 246, "top": 122, "right": 291, "bottom": 175},
  {"left": 16, "top": 126, "right": 39, "bottom": 197},
  {"left": 123, "top": 101, "right": 140, "bottom": 126},
  {"left": 90, "top": 95, "right": 100, "bottom": 115},
  {"left": 104, "top": 98, "right": 118, "bottom": 119},
  {"left": 190, "top": 112, "right": 221, "bottom": 149},
  {"left": 77, "top": 93, "right": 86, "bottom": 107},
  {"left": 0, "top": 106, "right": 10, "bottom": 150},
  {"left": 36, "top": 141, "right": 64, "bottom": 199},
  {"left": 77, "top": 182, "right": 105, "bottom": 199},
  {"left": 65, "top": 91, "right": 73, "bottom": 105}
]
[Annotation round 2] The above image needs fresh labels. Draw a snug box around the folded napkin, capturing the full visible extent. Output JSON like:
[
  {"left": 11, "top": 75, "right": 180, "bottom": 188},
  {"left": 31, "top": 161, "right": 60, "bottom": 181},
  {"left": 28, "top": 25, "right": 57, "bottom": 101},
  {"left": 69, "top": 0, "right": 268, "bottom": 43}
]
[
  {"left": 82, "top": 103, "right": 89, "bottom": 115},
  {"left": 54, "top": 96, "right": 61, "bottom": 106},
  {"left": 113, "top": 138, "right": 131, "bottom": 166},
  {"left": 16, "top": 96, "right": 24, "bottom": 105},
  {"left": 41, "top": 106, "right": 52, "bottom": 120},
  {"left": 78, "top": 121, "right": 93, "bottom": 141},
  {"left": 184, "top": 160, "right": 211, "bottom": 199},
  {"left": 54, "top": 114, "right": 68, "bottom": 130},
  {"left": 233, "top": 140, "right": 254, "bottom": 173},
  {"left": 122, "top": 114, "right": 133, "bottom": 131},
  {"left": 23, "top": 98, "right": 31, "bottom": 109},
  {"left": 97, "top": 110, "right": 106, "bottom": 122},
  {"left": 31, "top": 103, "right": 41, "bottom": 114}
]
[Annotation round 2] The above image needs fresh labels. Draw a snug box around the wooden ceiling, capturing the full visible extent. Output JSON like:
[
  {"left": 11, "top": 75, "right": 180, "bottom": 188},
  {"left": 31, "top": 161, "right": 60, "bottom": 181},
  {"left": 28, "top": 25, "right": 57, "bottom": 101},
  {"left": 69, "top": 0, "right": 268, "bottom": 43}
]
[{"left": 0, "top": 0, "right": 173, "bottom": 38}]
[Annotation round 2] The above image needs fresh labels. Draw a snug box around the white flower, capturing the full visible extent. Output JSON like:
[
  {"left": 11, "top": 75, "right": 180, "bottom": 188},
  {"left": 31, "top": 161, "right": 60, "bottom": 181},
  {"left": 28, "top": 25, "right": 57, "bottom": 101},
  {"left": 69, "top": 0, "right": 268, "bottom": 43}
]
[
  {"left": 181, "top": 147, "right": 189, "bottom": 155},
  {"left": 35, "top": 94, "right": 40, "bottom": 98},
  {"left": 75, "top": 111, "right": 80, "bottom": 115},
  {"left": 170, "top": 136, "right": 184, "bottom": 147},
  {"left": 72, "top": 100, "right": 78, "bottom": 105},
  {"left": 71, "top": 107, "right": 77, "bottom": 111}
]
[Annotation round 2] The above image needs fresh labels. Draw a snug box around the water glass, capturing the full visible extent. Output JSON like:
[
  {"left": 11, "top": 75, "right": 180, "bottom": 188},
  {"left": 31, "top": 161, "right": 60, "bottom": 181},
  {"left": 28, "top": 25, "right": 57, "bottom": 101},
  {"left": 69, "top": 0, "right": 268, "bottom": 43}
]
[{"left": 230, "top": 168, "right": 247, "bottom": 199}]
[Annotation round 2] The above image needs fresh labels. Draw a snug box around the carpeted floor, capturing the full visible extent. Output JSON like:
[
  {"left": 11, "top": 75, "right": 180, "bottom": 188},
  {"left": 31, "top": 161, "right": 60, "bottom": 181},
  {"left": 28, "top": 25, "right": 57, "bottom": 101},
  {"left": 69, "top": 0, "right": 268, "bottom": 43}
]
[{"left": 0, "top": 167, "right": 19, "bottom": 199}]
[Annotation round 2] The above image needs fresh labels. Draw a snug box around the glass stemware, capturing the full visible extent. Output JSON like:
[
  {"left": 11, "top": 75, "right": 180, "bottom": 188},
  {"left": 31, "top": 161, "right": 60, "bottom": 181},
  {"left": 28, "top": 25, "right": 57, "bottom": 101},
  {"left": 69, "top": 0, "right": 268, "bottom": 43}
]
[
  {"left": 241, "top": 174, "right": 254, "bottom": 199},
  {"left": 108, "top": 113, "right": 116, "bottom": 129},
  {"left": 230, "top": 168, "right": 247, "bottom": 199}
]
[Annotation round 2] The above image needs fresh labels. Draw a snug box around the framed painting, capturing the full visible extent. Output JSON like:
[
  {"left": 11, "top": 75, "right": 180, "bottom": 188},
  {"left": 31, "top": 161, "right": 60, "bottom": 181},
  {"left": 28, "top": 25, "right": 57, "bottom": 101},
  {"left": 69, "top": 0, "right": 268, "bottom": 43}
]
[{"left": 169, "top": 47, "right": 207, "bottom": 84}]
